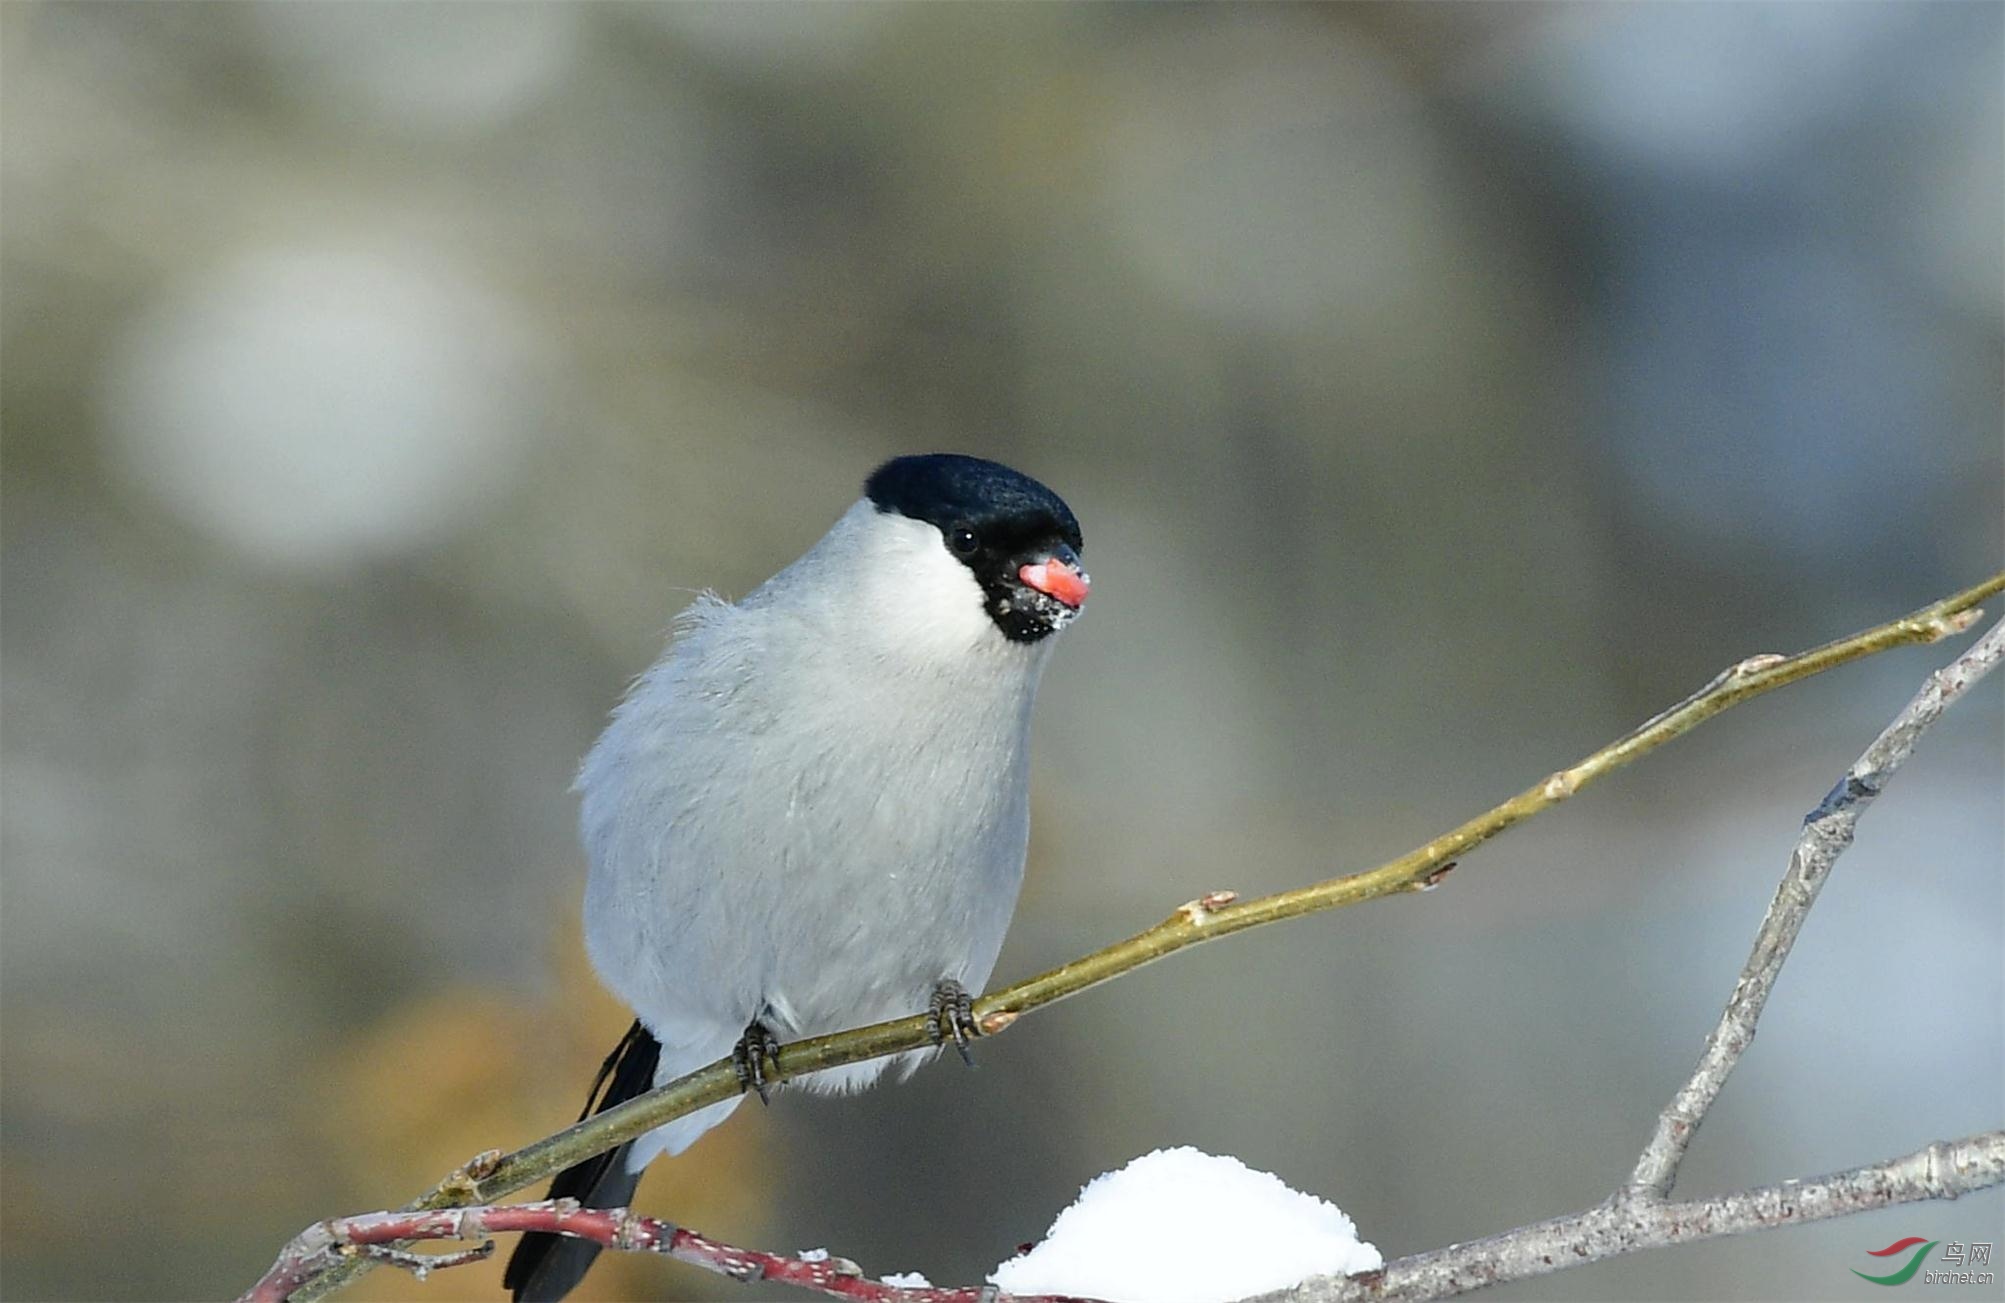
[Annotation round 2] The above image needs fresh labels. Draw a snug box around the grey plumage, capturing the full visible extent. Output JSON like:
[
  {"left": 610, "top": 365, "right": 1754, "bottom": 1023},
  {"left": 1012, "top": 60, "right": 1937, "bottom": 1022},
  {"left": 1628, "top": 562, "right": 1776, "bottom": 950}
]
[{"left": 506, "top": 456, "right": 1087, "bottom": 1301}]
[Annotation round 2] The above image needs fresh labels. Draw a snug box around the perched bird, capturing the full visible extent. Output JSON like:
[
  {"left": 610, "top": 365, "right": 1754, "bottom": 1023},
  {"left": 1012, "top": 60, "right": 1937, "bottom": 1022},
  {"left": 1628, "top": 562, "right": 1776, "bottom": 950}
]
[{"left": 504, "top": 454, "right": 1090, "bottom": 1301}]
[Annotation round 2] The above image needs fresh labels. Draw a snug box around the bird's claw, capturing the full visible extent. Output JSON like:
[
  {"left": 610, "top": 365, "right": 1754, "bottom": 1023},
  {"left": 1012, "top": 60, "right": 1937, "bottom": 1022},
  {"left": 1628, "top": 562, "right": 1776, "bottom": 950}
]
[
  {"left": 929, "top": 979, "right": 978, "bottom": 1067},
  {"left": 733, "top": 1019, "right": 782, "bottom": 1104}
]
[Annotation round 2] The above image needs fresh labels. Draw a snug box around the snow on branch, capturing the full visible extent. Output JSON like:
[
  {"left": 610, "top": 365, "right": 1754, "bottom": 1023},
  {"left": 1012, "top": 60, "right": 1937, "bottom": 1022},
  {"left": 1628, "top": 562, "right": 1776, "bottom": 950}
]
[{"left": 994, "top": 1148, "right": 1382, "bottom": 1302}]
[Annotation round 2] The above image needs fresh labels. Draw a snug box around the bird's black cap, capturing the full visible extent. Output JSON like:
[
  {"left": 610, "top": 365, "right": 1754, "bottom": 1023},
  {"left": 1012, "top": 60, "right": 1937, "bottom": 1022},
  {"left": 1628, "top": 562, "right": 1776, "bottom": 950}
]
[
  {"left": 865, "top": 454, "right": 1087, "bottom": 643},
  {"left": 865, "top": 454, "right": 1082, "bottom": 553}
]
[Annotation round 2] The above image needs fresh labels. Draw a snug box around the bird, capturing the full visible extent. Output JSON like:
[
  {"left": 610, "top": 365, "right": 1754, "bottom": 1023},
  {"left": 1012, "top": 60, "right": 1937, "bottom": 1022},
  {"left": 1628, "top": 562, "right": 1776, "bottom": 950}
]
[{"left": 504, "top": 453, "right": 1090, "bottom": 1301}]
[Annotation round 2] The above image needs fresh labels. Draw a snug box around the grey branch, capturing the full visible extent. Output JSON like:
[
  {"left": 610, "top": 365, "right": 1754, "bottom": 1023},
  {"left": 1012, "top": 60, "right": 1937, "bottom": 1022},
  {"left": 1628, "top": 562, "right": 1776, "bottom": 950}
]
[
  {"left": 1256, "top": 616, "right": 2005, "bottom": 1303},
  {"left": 1263, "top": 1131, "right": 2005, "bottom": 1303},
  {"left": 1630, "top": 615, "right": 2005, "bottom": 1195}
]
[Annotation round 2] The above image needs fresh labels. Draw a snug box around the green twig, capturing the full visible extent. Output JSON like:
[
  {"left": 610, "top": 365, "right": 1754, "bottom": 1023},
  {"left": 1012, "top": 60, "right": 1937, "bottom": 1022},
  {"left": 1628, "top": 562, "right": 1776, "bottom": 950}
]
[{"left": 288, "top": 570, "right": 2004, "bottom": 1303}]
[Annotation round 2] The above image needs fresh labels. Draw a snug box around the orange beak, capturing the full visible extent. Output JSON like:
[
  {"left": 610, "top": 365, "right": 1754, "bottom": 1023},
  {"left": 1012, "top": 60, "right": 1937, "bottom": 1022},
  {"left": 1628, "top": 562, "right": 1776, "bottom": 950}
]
[{"left": 1018, "top": 556, "right": 1090, "bottom": 609}]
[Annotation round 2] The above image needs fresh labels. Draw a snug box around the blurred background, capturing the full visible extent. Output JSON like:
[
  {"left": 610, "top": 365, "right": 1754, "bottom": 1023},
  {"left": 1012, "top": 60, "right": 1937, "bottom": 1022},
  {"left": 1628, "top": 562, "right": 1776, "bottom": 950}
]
[{"left": 2, "top": 4, "right": 2000, "bottom": 1301}]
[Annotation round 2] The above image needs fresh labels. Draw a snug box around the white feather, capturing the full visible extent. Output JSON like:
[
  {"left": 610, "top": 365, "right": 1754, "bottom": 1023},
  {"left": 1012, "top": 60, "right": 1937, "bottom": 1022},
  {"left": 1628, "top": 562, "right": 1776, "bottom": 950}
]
[{"left": 577, "top": 501, "right": 1056, "bottom": 1166}]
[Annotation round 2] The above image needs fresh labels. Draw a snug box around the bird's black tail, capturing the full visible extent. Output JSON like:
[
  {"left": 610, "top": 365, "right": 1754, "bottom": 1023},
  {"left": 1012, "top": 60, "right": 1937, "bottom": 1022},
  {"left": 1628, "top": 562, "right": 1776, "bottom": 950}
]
[{"left": 503, "top": 1019, "right": 662, "bottom": 1302}]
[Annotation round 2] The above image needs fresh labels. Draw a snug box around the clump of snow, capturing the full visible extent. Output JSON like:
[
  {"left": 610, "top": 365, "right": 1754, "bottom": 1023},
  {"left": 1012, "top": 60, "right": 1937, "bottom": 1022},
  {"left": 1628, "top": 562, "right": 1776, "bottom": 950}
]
[
  {"left": 880, "top": 1270, "right": 933, "bottom": 1288},
  {"left": 989, "top": 1147, "right": 1381, "bottom": 1303}
]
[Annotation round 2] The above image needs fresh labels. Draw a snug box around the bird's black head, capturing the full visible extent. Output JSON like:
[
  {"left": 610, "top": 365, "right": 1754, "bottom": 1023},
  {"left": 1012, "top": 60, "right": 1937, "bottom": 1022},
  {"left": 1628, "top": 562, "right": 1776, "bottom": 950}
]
[{"left": 865, "top": 453, "right": 1088, "bottom": 643}]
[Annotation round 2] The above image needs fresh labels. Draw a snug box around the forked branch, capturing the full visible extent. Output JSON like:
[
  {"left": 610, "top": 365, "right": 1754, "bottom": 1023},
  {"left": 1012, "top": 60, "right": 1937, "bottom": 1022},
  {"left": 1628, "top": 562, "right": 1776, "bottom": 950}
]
[
  {"left": 1630, "top": 615, "right": 2005, "bottom": 1197},
  {"left": 1263, "top": 614, "right": 2005, "bottom": 1301}
]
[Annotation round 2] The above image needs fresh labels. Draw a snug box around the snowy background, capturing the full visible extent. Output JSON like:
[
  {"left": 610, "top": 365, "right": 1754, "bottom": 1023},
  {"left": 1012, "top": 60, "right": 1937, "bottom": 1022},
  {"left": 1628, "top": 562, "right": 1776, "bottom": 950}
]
[{"left": 3, "top": 4, "right": 2000, "bottom": 1301}]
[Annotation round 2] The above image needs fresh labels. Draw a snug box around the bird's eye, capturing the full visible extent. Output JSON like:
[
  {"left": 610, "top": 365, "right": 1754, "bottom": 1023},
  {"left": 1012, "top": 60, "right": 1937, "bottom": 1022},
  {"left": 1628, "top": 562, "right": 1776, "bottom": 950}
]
[{"left": 949, "top": 527, "right": 980, "bottom": 556}]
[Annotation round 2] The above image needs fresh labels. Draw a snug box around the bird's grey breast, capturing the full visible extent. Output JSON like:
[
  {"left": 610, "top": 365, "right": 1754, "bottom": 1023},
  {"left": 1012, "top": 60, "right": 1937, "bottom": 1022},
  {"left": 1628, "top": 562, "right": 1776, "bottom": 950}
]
[{"left": 581, "top": 594, "right": 1042, "bottom": 1049}]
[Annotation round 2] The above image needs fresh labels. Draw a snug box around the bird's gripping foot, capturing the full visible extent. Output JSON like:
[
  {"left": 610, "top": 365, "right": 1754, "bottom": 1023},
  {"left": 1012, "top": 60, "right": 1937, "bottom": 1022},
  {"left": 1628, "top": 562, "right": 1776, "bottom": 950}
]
[
  {"left": 929, "top": 979, "right": 979, "bottom": 1067},
  {"left": 733, "top": 1018, "right": 783, "bottom": 1104}
]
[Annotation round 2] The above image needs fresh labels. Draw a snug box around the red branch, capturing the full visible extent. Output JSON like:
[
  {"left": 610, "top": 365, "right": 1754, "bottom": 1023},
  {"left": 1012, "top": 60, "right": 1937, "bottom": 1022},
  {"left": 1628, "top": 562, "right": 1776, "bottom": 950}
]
[{"left": 239, "top": 1199, "right": 1095, "bottom": 1303}]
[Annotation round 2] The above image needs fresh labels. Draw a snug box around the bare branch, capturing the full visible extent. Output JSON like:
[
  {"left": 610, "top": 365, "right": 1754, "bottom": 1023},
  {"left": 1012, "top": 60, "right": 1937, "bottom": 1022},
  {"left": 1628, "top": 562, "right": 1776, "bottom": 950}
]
[
  {"left": 1254, "top": 616, "right": 2005, "bottom": 1302},
  {"left": 242, "top": 1199, "right": 1091, "bottom": 1303},
  {"left": 275, "top": 572, "right": 2005, "bottom": 1303},
  {"left": 1631, "top": 616, "right": 2005, "bottom": 1195},
  {"left": 1266, "top": 1131, "right": 2005, "bottom": 1303}
]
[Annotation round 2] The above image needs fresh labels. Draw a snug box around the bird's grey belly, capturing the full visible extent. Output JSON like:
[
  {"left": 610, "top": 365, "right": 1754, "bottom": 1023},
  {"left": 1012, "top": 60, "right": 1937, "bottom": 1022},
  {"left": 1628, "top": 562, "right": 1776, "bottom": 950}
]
[
  {"left": 759, "top": 818, "right": 1026, "bottom": 1040},
  {"left": 583, "top": 716, "right": 1030, "bottom": 1077}
]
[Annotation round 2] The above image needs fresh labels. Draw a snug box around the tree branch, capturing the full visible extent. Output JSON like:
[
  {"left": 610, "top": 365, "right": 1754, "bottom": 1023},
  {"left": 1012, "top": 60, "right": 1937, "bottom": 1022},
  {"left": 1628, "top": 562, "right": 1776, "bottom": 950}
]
[
  {"left": 276, "top": 571, "right": 2004, "bottom": 1302},
  {"left": 1269, "top": 1131, "right": 2005, "bottom": 1303},
  {"left": 1629, "top": 616, "right": 2005, "bottom": 1195},
  {"left": 239, "top": 1199, "right": 1092, "bottom": 1303},
  {"left": 1257, "top": 615, "right": 2005, "bottom": 1301}
]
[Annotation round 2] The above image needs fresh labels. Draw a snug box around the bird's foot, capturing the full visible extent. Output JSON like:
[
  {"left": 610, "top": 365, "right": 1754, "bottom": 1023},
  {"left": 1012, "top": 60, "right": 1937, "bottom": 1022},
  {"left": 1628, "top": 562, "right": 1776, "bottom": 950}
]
[
  {"left": 929, "top": 979, "right": 978, "bottom": 1067},
  {"left": 732, "top": 1019, "right": 783, "bottom": 1104}
]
